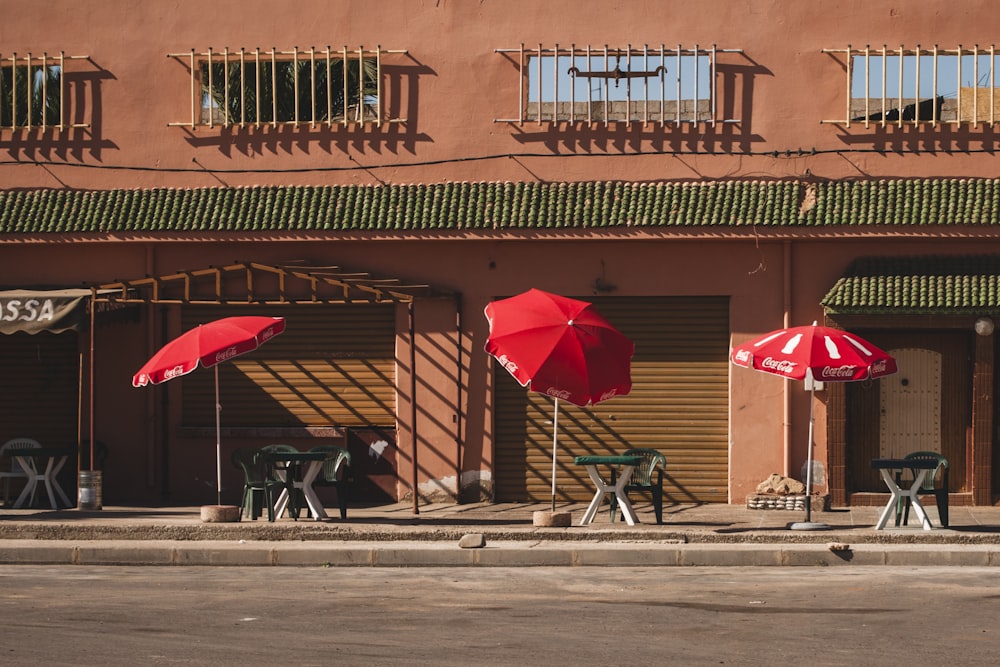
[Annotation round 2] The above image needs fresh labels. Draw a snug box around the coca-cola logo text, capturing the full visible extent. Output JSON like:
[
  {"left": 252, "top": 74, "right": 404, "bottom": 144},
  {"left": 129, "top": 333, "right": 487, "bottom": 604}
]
[
  {"left": 163, "top": 365, "right": 186, "bottom": 379},
  {"left": 733, "top": 349, "right": 751, "bottom": 363},
  {"left": 546, "top": 387, "right": 572, "bottom": 400},
  {"left": 498, "top": 354, "right": 518, "bottom": 375},
  {"left": 215, "top": 346, "right": 239, "bottom": 363},
  {"left": 821, "top": 365, "right": 857, "bottom": 379},
  {"left": 871, "top": 359, "right": 888, "bottom": 374},
  {"left": 761, "top": 357, "right": 797, "bottom": 374},
  {"left": 598, "top": 389, "right": 618, "bottom": 402}
]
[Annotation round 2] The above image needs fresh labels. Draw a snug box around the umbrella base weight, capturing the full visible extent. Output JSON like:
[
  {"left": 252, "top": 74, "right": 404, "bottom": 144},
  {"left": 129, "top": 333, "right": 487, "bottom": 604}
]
[
  {"left": 200, "top": 505, "right": 241, "bottom": 523},
  {"left": 533, "top": 511, "right": 572, "bottom": 527},
  {"left": 78, "top": 471, "right": 103, "bottom": 510},
  {"left": 789, "top": 521, "right": 832, "bottom": 531}
]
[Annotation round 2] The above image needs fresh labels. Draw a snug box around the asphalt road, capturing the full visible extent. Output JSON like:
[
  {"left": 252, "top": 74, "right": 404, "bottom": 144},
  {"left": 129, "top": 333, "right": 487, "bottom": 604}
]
[{"left": 0, "top": 565, "right": 998, "bottom": 666}]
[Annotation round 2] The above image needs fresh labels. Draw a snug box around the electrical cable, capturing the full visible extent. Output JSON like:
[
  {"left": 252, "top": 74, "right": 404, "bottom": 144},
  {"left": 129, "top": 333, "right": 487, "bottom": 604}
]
[{"left": 0, "top": 145, "right": 995, "bottom": 175}]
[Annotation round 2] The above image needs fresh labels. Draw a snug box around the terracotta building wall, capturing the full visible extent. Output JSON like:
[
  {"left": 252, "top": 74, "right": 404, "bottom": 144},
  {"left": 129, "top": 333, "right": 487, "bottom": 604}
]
[
  {"left": 0, "top": 0, "right": 996, "bottom": 190},
  {"left": 2, "top": 1, "right": 998, "bottom": 504}
]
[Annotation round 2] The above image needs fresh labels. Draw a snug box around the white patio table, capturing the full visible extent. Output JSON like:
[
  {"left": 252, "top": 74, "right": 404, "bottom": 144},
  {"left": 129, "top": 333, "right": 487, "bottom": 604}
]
[
  {"left": 871, "top": 457, "right": 940, "bottom": 531},
  {"left": 573, "top": 455, "right": 643, "bottom": 526},
  {"left": 266, "top": 450, "right": 328, "bottom": 521},
  {"left": 13, "top": 446, "right": 73, "bottom": 510}
]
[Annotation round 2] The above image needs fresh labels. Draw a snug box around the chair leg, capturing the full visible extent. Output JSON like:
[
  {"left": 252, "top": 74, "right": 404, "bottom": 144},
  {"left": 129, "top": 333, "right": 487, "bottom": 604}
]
[
  {"left": 652, "top": 485, "right": 663, "bottom": 525},
  {"left": 609, "top": 469, "right": 618, "bottom": 522},
  {"left": 936, "top": 490, "right": 949, "bottom": 528},
  {"left": 895, "top": 495, "right": 908, "bottom": 526},
  {"left": 264, "top": 488, "right": 275, "bottom": 522},
  {"left": 336, "top": 481, "right": 349, "bottom": 520},
  {"left": 253, "top": 488, "right": 263, "bottom": 520},
  {"left": 288, "top": 485, "right": 302, "bottom": 521},
  {"left": 297, "top": 488, "right": 307, "bottom": 519},
  {"left": 239, "top": 487, "right": 250, "bottom": 520}
]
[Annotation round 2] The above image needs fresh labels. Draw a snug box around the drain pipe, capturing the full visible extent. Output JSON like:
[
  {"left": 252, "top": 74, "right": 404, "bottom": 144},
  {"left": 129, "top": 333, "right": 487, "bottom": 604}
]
[
  {"left": 454, "top": 293, "right": 464, "bottom": 503},
  {"left": 88, "top": 291, "right": 95, "bottom": 477},
  {"left": 783, "top": 240, "right": 792, "bottom": 478},
  {"left": 409, "top": 301, "right": 419, "bottom": 515},
  {"left": 159, "top": 305, "right": 170, "bottom": 497}
]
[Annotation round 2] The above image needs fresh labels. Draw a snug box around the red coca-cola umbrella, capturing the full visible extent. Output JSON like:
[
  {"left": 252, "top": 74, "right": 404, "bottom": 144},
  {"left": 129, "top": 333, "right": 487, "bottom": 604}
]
[
  {"left": 485, "top": 289, "right": 633, "bottom": 511},
  {"left": 731, "top": 322, "right": 897, "bottom": 527},
  {"left": 133, "top": 316, "right": 286, "bottom": 505}
]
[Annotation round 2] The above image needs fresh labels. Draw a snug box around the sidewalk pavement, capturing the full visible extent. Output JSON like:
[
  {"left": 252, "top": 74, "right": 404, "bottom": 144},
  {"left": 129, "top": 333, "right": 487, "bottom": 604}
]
[{"left": 2, "top": 500, "right": 1000, "bottom": 567}]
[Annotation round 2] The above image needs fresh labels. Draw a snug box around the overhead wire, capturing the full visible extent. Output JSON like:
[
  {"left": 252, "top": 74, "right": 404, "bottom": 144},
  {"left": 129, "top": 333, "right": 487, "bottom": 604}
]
[{"left": 1, "top": 145, "right": 998, "bottom": 174}]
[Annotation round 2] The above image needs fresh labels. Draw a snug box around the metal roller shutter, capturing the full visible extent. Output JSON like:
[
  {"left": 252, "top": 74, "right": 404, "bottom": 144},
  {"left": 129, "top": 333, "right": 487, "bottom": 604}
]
[
  {"left": 182, "top": 305, "right": 395, "bottom": 427},
  {"left": 0, "top": 332, "right": 80, "bottom": 447},
  {"left": 495, "top": 296, "right": 729, "bottom": 504}
]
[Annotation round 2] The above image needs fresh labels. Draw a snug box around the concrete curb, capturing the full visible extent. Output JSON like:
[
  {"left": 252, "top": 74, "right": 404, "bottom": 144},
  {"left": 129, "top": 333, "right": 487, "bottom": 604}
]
[
  {"left": 5, "top": 502, "right": 1000, "bottom": 567},
  {"left": 2, "top": 539, "right": 1000, "bottom": 567}
]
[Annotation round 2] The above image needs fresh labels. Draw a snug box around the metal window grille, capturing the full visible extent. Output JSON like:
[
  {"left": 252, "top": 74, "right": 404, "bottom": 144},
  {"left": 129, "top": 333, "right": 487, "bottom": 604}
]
[
  {"left": 167, "top": 46, "right": 407, "bottom": 129},
  {"left": 0, "top": 51, "right": 89, "bottom": 131},
  {"left": 823, "top": 44, "right": 1000, "bottom": 127},
  {"left": 494, "top": 43, "right": 742, "bottom": 126}
]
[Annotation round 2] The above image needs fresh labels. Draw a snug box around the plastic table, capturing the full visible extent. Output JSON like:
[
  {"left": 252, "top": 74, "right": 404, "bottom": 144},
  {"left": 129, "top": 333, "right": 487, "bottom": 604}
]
[
  {"left": 13, "top": 446, "right": 73, "bottom": 510},
  {"left": 573, "top": 455, "right": 643, "bottom": 526},
  {"left": 870, "top": 457, "right": 940, "bottom": 531},
  {"left": 265, "top": 451, "right": 328, "bottom": 521}
]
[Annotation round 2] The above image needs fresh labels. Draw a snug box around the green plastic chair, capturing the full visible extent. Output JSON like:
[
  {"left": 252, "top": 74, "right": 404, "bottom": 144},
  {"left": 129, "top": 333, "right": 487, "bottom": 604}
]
[
  {"left": 231, "top": 447, "right": 284, "bottom": 522},
  {"left": 609, "top": 448, "right": 667, "bottom": 524},
  {"left": 894, "top": 451, "right": 949, "bottom": 528},
  {"left": 309, "top": 445, "right": 352, "bottom": 519}
]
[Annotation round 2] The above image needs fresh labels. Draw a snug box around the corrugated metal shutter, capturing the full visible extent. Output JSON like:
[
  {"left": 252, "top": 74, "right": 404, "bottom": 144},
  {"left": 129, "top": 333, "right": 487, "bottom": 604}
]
[
  {"left": 182, "top": 305, "right": 395, "bottom": 427},
  {"left": 495, "top": 296, "right": 729, "bottom": 504},
  {"left": 0, "top": 332, "right": 79, "bottom": 447}
]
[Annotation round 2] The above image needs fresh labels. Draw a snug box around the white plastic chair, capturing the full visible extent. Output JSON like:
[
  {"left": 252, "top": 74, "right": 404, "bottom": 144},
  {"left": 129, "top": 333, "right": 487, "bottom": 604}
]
[{"left": 0, "top": 438, "right": 41, "bottom": 507}]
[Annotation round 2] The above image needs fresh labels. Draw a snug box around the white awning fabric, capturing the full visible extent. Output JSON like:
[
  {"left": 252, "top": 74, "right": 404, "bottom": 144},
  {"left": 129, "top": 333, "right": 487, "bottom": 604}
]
[{"left": 0, "top": 289, "right": 93, "bottom": 335}]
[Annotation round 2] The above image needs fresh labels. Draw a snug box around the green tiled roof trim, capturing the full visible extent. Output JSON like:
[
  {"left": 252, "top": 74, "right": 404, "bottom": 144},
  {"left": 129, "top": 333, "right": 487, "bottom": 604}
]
[
  {"left": 4, "top": 179, "right": 1000, "bottom": 233},
  {"left": 822, "top": 255, "right": 1000, "bottom": 315}
]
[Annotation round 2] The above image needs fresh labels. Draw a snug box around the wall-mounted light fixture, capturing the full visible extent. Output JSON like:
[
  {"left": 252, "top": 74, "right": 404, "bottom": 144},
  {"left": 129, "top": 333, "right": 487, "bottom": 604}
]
[{"left": 975, "top": 316, "right": 995, "bottom": 336}]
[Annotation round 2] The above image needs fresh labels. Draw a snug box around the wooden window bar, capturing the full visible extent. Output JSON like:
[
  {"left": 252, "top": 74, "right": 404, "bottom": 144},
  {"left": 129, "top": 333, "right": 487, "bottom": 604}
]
[
  {"left": 0, "top": 51, "right": 89, "bottom": 131},
  {"left": 167, "top": 46, "right": 406, "bottom": 129},
  {"left": 494, "top": 43, "right": 742, "bottom": 126},
  {"left": 822, "top": 44, "right": 999, "bottom": 127}
]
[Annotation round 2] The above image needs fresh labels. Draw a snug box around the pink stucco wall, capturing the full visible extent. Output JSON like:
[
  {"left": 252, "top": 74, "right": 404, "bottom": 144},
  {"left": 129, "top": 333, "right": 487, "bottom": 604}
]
[{"left": 1, "top": 1, "right": 997, "bottom": 503}]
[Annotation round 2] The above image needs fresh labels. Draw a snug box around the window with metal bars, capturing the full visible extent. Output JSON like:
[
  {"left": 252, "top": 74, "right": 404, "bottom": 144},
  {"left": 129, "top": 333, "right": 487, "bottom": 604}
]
[
  {"left": 168, "top": 46, "right": 406, "bottom": 129},
  {"left": 823, "top": 45, "right": 1000, "bottom": 126},
  {"left": 495, "top": 44, "right": 742, "bottom": 126},
  {"left": 0, "top": 52, "right": 89, "bottom": 131}
]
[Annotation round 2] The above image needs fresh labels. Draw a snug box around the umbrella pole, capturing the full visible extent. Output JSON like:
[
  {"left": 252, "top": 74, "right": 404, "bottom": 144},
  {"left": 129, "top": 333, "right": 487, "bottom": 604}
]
[
  {"left": 551, "top": 398, "right": 559, "bottom": 513},
  {"left": 790, "top": 384, "right": 829, "bottom": 530},
  {"left": 215, "top": 365, "right": 222, "bottom": 506},
  {"left": 804, "top": 386, "right": 815, "bottom": 522}
]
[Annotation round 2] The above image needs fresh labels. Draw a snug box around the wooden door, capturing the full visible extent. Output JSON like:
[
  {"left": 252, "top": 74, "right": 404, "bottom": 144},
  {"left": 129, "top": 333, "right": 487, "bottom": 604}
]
[
  {"left": 879, "top": 348, "right": 942, "bottom": 457},
  {"left": 847, "top": 332, "right": 970, "bottom": 493}
]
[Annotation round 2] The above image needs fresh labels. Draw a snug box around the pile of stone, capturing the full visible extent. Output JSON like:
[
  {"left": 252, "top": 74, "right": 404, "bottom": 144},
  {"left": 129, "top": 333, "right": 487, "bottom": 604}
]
[
  {"left": 746, "top": 473, "right": 807, "bottom": 511},
  {"left": 747, "top": 494, "right": 807, "bottom": 510}
]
